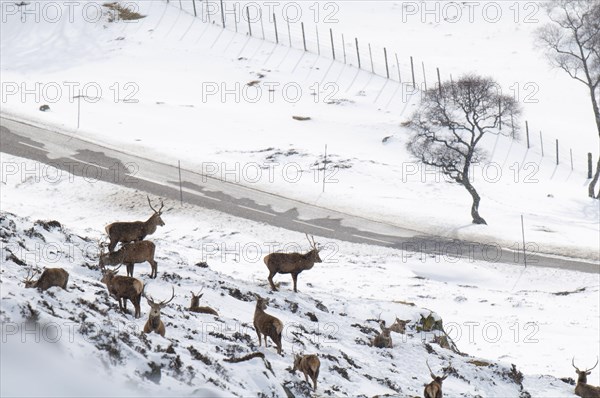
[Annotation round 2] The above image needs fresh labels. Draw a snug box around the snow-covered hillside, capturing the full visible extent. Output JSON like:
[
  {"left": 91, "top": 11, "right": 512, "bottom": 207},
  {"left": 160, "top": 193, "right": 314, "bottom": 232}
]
[
  {"left": 1, "top": 0, "right": 598, "bottom": 260},
  {"left": 1, "top": 153, "right": 597, "bottom": 397}
]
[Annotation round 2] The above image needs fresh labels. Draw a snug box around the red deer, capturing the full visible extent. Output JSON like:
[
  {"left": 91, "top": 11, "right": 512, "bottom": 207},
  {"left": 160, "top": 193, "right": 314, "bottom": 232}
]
[
  {"left": 105, "top": 196, "right": 165, "bottom": 252},
  {"left": 292, "top": 354, "right": 321, "bottom": 391},
  {"left": 100, "top": 265, "right": 143, "bottom": 318},
  {"left": 424, "top": 360, "right": 450, "bottom": 398},
  {"left": 99, "top": 240, "right": 158, "bottom": 278},
  {"left": 263, "top": 234, "right": 321, "bottom": 292},
  {"left": 23, "top": 268, "right": 69, "bottom": 291},
  {"left": 143, "top": 286, "right": 175, "bottom": 337},
  {"left": 371, "top": 318, "right": 393, "bottom": 348},
  {"left": 188, "top": 288, "right": 218, "bottom": 316},
  {"left": 253, "top": 295, "right": 283, "bottom": 355},
  {"left": 572, "top": 358, "right": 600, "bottom": 398}
]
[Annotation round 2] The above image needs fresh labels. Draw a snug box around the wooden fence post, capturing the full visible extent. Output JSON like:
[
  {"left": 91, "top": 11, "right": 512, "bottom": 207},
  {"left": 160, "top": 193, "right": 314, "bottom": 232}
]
[
  {"left": 220, "top": 0, "right": 225, "bottom": 28},
  {"left": 286, "top": 18, "right": 291, "bottom": 46},
  {"left": 556, "top": 139, "right": 559, "bottom": 165},
  {"left": 368, "top": 43, "right": 374, "bottom": 73},
  {"left": 588, "top": 153, "right": 593, "bottom": 178},
  {"left": 436, "top": 67, "right": 442, "bottom": 96},
  {"left": 246, "top": 6, "right": 252, "bottom": 36},
  {"left": 192, "top": 0, "right": 197, "bottom": 17},
  {"left": 410, "top": 56, "right": 415, "bottom": 88},
  {"left": 330, "top": 28, "right": 335, "bottom": 60},
  {"left": 301, "top": 22, "right": 306, "bottom": 51},
  {"left": 525, "top": 121, "right": 530, "bottom": 148},
  {"left": 355, "top": 38, "right": 361, "bottom": 69},
  {"left": 395, "top": 53, "right": 401, "bottom": 82},
  {"left": 342, "top": 34, "right": 346, "bottom": 63},
  {"left": 384, "top": 47, "right": 389, "bottom": 78},
  {"left": 570, "top": 149, "right": 573, "bottom": 170},
  {"left": 422, "top": 61, "right": 427, "bottom": 90},
  {"left": 540, "top": 131, "right": 544, "bottom": 157},
  {"left": 316, "top": 26, "right": 320, "bottom": 55},
  {"left": 273, "top": 13, "right": 278, "bottom": 44}
]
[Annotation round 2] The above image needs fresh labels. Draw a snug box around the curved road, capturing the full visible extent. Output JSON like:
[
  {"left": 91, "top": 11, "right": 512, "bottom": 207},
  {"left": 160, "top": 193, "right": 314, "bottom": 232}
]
[{"left": 1, "top": 115, "right": 598, "bottom": 274}]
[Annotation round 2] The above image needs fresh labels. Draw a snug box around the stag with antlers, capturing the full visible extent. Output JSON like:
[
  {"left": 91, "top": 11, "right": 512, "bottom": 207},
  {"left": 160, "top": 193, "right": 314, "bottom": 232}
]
[
  {"left": 263, "top": 234, "right": 322, "bottom": 292},
  {"left": 188, "top": 288, "right": 219, "bottom": 316},
  {"left": 572, "top": 358, "right": 600, "bottom": 398},
  {"left": 424, "top": 360, "right": 450, "bottom": 398},
  {"left": 143, "top": 286, "right": 175, "bottom": 337},
  {"left": 23, "top": 267, "right": 69, "bottom": 291},
  {"left": 105, "top": 196, "right": 165, "bottom": 252}
]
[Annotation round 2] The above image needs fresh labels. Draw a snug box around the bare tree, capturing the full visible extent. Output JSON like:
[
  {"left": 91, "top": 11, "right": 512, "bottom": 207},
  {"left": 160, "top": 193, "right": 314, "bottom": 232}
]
[
  {"left": 404, "top": 75, "right": 520, "bottom": 225},
  {"left": 536, "top": 0, "right": 600, "bottom": 198}
]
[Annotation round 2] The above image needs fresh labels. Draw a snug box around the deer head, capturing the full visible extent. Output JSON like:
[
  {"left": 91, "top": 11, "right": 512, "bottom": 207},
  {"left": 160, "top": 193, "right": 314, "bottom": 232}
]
[
  {"left": 573, "top": 357, "right": 599, "bottom": 384},
  {"left": 427, "top": 360, "right": 450, "bottom": 383},
  {"left": 144, "top": 286, "right": 175, "bottom": 323},
  {"left": 305, "top": 234, "right": 322, "bottom": 263},
  {"left": 22, "top": 267, "right": 40, "bottom": 288},
  {"left": 190, "top": 288, "right": 205, "bottom": 307},
  {"left": 147, "top": 196, "right": 165, "bottom": 226}
]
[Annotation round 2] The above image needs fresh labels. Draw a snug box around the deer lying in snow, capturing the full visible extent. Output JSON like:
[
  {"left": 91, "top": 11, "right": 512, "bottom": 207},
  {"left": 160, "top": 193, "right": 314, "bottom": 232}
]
[
  {"left": 371, "top": 319, "right": 393, "bottom": 348},
  {"left": 573, "top": 358, "right": 600, "bottom": 398},
  {"left": 99, "top": 240, "right": 158, "bottom": 278},
  {"left": 100, "top": 265, "right": 143, "bottom": 318},
  {"left": 23, "top": 267, "right": 69, "bottom": 291},
  {"left": 263, "top": 234, "right": 321, "bottom": 292},
  {"left": 143, "top": 286, "right": 175, "bottom": 337},
  {"left": 292, "top": 354, "right": 320, "bottom": 391},
  {"left": 188, "top": 288, "right": 218, "bottom": 316},
  {"left": 253, "top": 295, "right": 283, "bottom": 355},
  {"left": 424, "top": 360, "right": 450, "bottom": 398},
  {"left": 105, "top": 196, "right": 165, "bottom": 252}
]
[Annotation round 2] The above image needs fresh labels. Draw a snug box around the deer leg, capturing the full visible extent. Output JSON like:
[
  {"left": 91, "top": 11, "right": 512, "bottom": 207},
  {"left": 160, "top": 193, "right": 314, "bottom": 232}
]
[
  {"left": 264, "top": 334, "right": 269, "bottom": 347},
  {"left": 255, "top": 328, "right": 262, "bottom": 346},
  {"left": 126, "top": 263, "right": 133, "bottom": 277},
  {"left": 108, "top": 239, "right": 117, "bottom": 253},
  {"left": 267, "top": 271, "right": 278, "bottom": 291},
  {"left": 291, "top": 273, "right": 299, "bottom": 292},
  {"left": 150, "top": 260, "right": 157, "bottom": 279}
]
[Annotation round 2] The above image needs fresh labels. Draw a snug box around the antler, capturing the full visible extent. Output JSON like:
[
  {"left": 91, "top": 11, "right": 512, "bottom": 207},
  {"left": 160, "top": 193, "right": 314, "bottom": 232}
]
[
  {"left": 23, "top": 267, "right": 38, "bottom": 283},
  {"left": 572, "top": 357, "right": 580, "bottom": 372},
  {"left": 147, "top": 195, "right": 157, "bottom": 212},
  {"left": 573, "top": 357, "right": 599, "bottom": 373},
  {"left": 158, "top": 199, "right": 164, "bottom": 213},
  {"left": 305, "top": 234, "right": 318, "bottom": 250},
  {"left": 426, "top": 360, "right": 436, "bottom": 379},
  {"left": 159, "top": 286, "right": 175, "bottom": 307}
]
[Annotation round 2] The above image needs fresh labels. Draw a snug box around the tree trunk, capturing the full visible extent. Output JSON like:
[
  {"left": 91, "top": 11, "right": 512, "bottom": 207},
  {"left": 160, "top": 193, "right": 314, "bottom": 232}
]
[
  {"left": 590, "top": 158, "right": 600, "bottom": 199},
  {"left": 462, "top": 180, "right": 487, "bottom": 225}
]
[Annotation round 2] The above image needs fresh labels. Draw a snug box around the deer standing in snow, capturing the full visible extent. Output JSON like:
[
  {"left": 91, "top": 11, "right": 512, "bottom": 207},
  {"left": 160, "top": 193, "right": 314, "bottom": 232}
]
[
  {"left": 105, "top": 196, "right": 165, "bottom": 252},
  {"left": 263, "top": 234, "right": 321, "bottom": 292}
]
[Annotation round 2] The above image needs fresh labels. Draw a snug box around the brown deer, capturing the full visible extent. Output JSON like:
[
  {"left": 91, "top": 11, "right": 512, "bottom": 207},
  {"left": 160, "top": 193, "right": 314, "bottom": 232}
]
[
  {"left": 99, "top": 240, "right": 158, "bottom": 278},
  {"left": 292, "top": 354, "right": 321, "bottom": 391},
  {"left": 263, "top": 234, "right": 322, "bottom": 292},
  {"left": 143, "top": 286, "right": 175, "bottom": 337},
  {"left": 100, "top": 265, "right": 143, "bottom": 318},
  {"left": 23, "top": 267, "right": 69, "bottom": 291},
  {"left": 371, "top": 319, "right": 393, "bottom": 348},
  {"left": 572, "top": 358, "right": 600, "bottom": 398},
  {"left": 105, "top": 196, "right": 165, "bottom": 252},
  {"left": 424, "top": 360, "right": 450, "bottom": 398},
  {"left": 188, "top": 288, "right": 218, "bottom": 316},
  {"left": 253, "top": 295, "right": 283, "bottom": 355}
]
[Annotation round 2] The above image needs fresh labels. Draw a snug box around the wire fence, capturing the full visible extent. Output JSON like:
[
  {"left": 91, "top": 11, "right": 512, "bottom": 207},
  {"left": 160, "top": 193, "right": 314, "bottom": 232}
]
[{"left": 164, "top": 0, "right": 595, "bottom": 179}]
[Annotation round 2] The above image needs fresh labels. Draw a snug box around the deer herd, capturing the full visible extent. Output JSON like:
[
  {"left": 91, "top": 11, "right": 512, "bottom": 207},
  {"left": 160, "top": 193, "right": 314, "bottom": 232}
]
[{"left": 18, "top": 195, "right": 600, "bottom": 396}]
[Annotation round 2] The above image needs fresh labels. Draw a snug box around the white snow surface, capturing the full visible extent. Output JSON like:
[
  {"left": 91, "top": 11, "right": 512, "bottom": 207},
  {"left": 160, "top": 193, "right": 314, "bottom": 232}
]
[
  {"left": 1, "top": 153, "right": 598, "bottom": 397},
  {"left": 1, "top": 0, "right": 599, "bottom": 261}
]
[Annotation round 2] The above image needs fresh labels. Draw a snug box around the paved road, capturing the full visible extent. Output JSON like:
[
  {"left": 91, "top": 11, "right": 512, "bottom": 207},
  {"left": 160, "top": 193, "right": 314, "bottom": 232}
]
[{"left": 1, "top": 115, "right": 598, "bottom": 274}]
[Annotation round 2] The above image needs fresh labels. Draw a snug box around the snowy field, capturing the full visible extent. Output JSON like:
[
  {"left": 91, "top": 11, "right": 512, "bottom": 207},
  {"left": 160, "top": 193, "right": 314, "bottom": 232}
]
[
  {"left": 1, "top": 1, "right": 600, "bottom": 396},
  {"left": 1, "top": 0, "right": 598, "bottom": 261},
  {"left": 1, "top": 153, "right": 598, "bottom": 397}
]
